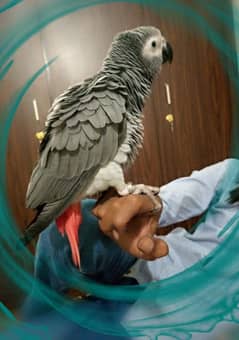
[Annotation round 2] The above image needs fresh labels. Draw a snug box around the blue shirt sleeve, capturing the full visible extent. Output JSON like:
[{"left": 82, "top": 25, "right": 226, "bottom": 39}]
[{"left": 131, "top": 159, "right": 239, "bottom": 283}]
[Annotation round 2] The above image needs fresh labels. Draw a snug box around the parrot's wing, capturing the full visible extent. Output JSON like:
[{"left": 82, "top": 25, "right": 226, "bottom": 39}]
[{"left": 26, "top": 82, "right": 127, "bottom": 209}]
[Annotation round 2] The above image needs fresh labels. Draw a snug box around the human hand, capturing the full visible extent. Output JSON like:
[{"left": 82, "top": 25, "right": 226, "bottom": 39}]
[{"left": 92, "top": 194, "right": 168, "bottom": 260}]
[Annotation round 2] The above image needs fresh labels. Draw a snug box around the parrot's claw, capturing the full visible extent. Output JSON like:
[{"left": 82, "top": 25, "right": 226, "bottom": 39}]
[
  {"left": 118, "top": 183, "right": 160, "bottom": 196},
  {"left": 118, "top": 183, "right": 161, "bottom": 213},
  {"left": 118, "top": 183, "right": 133, "bottom": 196}
]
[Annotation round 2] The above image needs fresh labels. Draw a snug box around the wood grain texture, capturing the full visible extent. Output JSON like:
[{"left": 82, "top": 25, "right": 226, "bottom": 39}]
[{"left": 1, "top": 2, "right": 51, "bottom": 309}]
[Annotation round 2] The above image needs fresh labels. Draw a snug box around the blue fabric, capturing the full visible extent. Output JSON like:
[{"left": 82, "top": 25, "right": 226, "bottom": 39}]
[
  {"left": 13, "top": 298, "right": 134, "bottom": 340},
  {"left": 19, "top": 199, "right": 137, "bottom": 339},
  {"left": 34, "top": 199, "right": 137, "bottom": 291}
]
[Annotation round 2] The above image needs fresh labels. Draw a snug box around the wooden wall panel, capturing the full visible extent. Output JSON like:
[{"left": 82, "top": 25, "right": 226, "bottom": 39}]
[
  {"left": 5, "top": 35, "right": 51, "bottom": 229},
  {"left": 1, "top": 2, "right": 51, "bottom": 309}
]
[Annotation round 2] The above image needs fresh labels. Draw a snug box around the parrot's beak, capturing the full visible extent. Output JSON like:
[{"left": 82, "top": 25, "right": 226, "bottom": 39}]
[{"left": 162, "top": 42, "right": 173, "bottom": 64}]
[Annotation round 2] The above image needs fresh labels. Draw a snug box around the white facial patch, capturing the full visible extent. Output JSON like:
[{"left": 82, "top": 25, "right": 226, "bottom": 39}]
[{"left": 142, "top": 34, "right": 166, "bottom": 61}]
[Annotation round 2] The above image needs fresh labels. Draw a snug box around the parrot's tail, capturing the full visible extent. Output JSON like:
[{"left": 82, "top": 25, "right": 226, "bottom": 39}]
[
  {"left": 21, "top": 201, "right": 82, "bottom": 268},
  {"left": 20, "top": 199, "right": 80, "bottom": 254},
  {"left": 21, "top": 198, "right": 67, "bottom": 245},
  {"left": 56, "top": 202, "right": 82, "bottom": 268},
  {"left": 20, "top": 204, "right": 49, "bottom": 245}
]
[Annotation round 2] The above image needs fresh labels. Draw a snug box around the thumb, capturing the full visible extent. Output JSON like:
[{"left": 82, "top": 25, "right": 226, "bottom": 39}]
[{"left": 152, "top": 238, "right": 169, "bottom": 258}]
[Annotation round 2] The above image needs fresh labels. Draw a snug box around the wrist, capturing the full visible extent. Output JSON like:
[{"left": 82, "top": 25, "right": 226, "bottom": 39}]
[{"left": 139, "top": 194, "right": 163, "bottom": 218}]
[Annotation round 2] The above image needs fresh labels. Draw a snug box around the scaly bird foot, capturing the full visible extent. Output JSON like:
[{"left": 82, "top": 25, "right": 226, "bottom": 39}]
[
  {"left": 118, "top": 183, "right": 161, "bottom": 214},
  {"left": 118, "top": 183, "right": 160, "bottom": 196}
]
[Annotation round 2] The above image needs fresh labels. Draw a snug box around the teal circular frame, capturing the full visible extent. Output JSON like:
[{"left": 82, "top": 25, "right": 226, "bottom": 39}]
[{"left": 1, "top": 1, "right": 239, "bottom": 339}]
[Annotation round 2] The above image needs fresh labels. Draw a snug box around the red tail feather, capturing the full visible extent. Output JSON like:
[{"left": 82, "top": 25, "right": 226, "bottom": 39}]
[{"left": 56, "top": 203, "right": 82, "bottom": 268}]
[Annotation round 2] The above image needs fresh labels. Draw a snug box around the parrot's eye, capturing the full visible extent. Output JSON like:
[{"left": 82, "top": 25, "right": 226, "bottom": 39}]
[{"left": 151, "top": 41, "right": 157, "bottom": 48}]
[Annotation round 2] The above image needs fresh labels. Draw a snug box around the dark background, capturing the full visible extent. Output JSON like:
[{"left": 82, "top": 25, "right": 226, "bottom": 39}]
[{"left": 0, "top": 0, "right": 236, "bottom": 310}]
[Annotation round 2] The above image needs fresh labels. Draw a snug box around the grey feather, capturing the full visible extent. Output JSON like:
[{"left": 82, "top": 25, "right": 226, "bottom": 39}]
[
  {"left": 57, "top": 130, "right": 69, "bottom": 150},
  {"left": 66, "top": 114, "right": 81, "bottom": 128},
  {"left": 83, "top": 108, "right": 95, "bottom": 116},
  {"left": 66, "top": 134, "right": 81, "bottom": 152},
  {"left": 102, "top": 101, "right": 124, "bottom": 124},
  {"left": 79, "top": 93, "right": 94, "bottom": 103},
  {"left": 68, "top": 124, "right": 82, "bottom": 135},
  {"left": 45, "top": 150, "right": 60, "bottom": 172},
  {"left": 79, "top": 98, "right": 100, "bottom": 111},
  {"left": 88, "top": 109, "right": 107, "bottom": 129},
  {"left": 96, "top": 106, "right": 111, "bottom": 125},
  {"left": 98, "top": 96, "right": 112, "bottom": 106},
  {"left": 26, "top": 86, "right": 126, "bottom": 210},
  {"left": 82, "top": 122, "right": 101, "bottom": 141},
  {"left": 95, "top": 91, "right": 109, "bottom": 98},
  {"left": 78, "top": 129, "right": 94, "bottom": 149}
]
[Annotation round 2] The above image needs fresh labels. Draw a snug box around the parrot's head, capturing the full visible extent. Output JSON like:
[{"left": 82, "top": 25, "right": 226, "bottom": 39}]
[{"left": 104, "top": 26, "right": 173, "bottom": 79}]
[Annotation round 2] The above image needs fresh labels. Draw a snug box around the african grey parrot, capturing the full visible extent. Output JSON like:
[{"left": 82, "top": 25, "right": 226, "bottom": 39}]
[{"left": 22, "top": 26, "right": 173, "bottom": 267}]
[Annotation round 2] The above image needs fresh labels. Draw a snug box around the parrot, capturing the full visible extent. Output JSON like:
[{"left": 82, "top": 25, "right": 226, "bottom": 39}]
[{"left": 21, "top": 26, "right": 173, "bottom": 268}]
